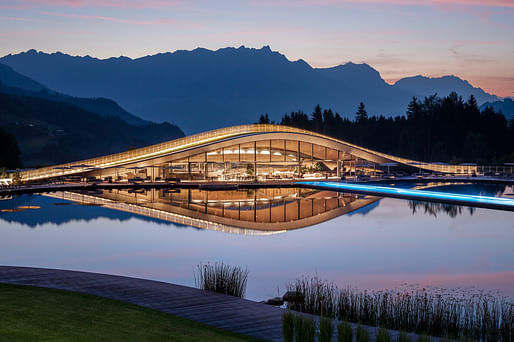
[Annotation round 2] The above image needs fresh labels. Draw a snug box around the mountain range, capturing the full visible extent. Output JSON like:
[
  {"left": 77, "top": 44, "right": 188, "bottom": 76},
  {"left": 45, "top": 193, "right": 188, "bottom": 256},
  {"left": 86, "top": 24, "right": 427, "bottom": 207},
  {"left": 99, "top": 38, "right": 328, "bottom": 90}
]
[
  {"left": 0, "top": 46, "right": 501, "bottom": 133},
  {"left": 0, "top": 63, "right": 183, "bottom": 166},
  {"left": 0, "top": 63, "right": 149, "bottom": 126},
  {"left": 480, "top": 98, "right": 514, "bottom": 120}
]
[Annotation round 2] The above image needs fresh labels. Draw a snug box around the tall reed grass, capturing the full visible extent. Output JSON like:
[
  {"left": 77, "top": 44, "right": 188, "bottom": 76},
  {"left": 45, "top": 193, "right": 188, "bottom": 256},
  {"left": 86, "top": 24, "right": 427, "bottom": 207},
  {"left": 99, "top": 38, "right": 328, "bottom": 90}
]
[
  {"left": 194, "top": 262, "right": 248, "bottom": 298},
  {"left": 301, "top": 315, "right": 316, "bottom": 342},
  {"left": 286, "top": 276, "right": 513, "bottom": 341},
  {"left": 376, "top": 326, "right": 392, "bottom": 342},
  {"left": 397, "top": 331, "right": 412, "bottom": 342},
  {"left": 294, "top": 314, "right": 304, "bottom": 342},
  {"left": 283, "top": 311, "right": 294, "bottom": 342},
  {"left": 318, "top": 316, "right": 334, "bottom": 342},
  {"left": 337, "top": 321, "right": 353, "bottom": 342},
  {"left": 357, "top": 324, "right": 370, "bottom": 342}
]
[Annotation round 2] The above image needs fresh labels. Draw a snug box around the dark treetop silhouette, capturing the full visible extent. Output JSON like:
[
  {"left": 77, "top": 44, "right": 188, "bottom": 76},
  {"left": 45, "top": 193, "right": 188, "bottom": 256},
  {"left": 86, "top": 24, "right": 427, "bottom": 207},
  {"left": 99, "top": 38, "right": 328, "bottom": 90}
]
[{"left": 270, "top": 93, "right": 514, "bottom": 164}]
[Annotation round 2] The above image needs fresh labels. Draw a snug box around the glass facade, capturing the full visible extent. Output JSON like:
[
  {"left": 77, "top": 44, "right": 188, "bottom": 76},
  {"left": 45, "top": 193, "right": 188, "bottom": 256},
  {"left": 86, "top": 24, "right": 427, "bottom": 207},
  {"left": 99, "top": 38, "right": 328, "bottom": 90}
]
[{"left": 103, "top": 139, "right": 380, "bottom": 182}]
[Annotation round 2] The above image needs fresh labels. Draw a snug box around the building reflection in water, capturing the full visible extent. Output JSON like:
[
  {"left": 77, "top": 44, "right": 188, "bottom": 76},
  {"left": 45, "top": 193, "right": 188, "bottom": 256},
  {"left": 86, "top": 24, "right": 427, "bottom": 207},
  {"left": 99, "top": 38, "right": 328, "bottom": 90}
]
[{"left": 43, "top": 188, "right": 379, "bottom": 235}]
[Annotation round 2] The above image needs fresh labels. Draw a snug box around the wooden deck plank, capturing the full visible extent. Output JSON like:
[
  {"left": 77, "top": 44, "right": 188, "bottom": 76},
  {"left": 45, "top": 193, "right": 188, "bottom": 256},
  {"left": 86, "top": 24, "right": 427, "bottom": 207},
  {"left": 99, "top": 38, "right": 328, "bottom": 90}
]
[{"left": 0, "top": 266, "right": 284, "bottom": 341}]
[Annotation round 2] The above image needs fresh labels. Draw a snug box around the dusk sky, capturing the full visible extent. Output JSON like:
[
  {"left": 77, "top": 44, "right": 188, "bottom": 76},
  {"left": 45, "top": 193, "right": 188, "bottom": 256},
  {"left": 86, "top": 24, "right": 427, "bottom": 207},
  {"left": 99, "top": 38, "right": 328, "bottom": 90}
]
[{"left": 1, "top": 0, "right": 513, "bottom": 97}]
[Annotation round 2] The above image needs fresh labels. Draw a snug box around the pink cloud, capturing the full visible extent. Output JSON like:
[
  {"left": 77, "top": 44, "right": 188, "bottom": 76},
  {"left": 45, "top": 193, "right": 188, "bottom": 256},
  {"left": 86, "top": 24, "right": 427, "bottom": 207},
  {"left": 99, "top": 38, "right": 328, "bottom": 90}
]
[
  {"left": 40, "top": 10, "right": 176, "bottom": 25},
  {"left": 469, "top": 76, "right": 514, "bottom": 97},
  {"left": 0, "top": 4, "right": 28, "bottom": 9},
  {"left": 255, "top": 0, "right": 514, "bottom": 8},
  {"left": 0, "top": 16, "right": 39, "bottom": 22},
  {"left": 449, "top": 45, "right": 494, "bottom": 65},
  {"left": 431, "top": 0, "right": 514, "bottom": 7},
  {"left": 2, "top": 0, "right": 181, "bottom": 10}
]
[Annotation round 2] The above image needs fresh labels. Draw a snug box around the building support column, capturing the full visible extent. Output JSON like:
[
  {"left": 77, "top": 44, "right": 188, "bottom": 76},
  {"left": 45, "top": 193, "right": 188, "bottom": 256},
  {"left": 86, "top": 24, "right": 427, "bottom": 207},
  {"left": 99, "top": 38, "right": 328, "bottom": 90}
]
[{"left": 253, "top": 191, "right": 257, "bottom": 222}]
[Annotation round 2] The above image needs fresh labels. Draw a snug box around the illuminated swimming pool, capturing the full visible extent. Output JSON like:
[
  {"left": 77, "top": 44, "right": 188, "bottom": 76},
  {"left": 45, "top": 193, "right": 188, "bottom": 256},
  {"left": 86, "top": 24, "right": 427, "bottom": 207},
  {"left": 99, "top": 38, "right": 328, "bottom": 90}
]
[{"left": 298, "top": 181, "right": 514, "bottom": 211}]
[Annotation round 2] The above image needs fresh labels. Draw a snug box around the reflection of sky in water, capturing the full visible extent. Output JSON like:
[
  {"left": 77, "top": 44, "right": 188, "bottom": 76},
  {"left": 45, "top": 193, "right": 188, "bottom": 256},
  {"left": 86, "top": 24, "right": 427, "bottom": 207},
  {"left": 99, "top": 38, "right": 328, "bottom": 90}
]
[{"left": 0, "top": 183, "right": 513, "bottom": 301}]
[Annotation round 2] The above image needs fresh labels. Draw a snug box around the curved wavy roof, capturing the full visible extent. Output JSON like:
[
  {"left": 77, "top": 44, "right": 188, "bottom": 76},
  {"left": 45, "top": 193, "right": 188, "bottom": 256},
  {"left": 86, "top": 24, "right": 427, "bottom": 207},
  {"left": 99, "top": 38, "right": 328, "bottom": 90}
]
[{"left": 18, "top": 124, "right": 470, "bottom": 181}]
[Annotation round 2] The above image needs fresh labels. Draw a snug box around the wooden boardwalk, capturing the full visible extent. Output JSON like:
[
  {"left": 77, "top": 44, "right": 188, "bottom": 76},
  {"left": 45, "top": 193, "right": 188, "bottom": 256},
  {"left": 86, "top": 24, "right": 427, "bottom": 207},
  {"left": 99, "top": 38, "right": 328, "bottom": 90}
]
[
  {"left": 0, "top": 266, "right": 433, "bottom": 341},
  {"left": 0, "top": 266, "right": 286, "bottom": 341}
]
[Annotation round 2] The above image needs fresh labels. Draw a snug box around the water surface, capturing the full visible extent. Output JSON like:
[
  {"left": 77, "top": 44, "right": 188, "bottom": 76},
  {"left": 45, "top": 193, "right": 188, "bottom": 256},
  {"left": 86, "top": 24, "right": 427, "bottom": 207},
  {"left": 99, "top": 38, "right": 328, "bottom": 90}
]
[{"left": 1, "top": 183, "right": 512, "bottom": 301}]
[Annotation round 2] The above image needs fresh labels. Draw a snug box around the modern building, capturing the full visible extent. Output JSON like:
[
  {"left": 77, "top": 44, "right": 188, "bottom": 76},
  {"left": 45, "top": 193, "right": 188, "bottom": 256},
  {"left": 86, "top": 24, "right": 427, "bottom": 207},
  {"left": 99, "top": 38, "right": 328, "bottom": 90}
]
[{"left": 17, "top": 124, "right": 477, "bottom": 182}]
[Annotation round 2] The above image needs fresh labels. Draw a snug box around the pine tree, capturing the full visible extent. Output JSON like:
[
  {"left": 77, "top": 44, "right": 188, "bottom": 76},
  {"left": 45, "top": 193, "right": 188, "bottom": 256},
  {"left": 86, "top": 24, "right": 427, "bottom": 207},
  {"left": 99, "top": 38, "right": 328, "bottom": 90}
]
[
  {"left": 466, "top": 94, "right": 478, "bottom": 110},
  {"left": 0, "top": 126, "right": 22, "bottom": 169},
  {"left": 258, "top": 113, "right": 270, "bottom": 124},
  {"left": 355, "top": 102, "right": 368, "bottom": 123},
  {"left": 312, "top": 104, "right": 323, "bottom": 132},
  {"left": 406, "top": 97, "right": 422, "bottom": 119}
]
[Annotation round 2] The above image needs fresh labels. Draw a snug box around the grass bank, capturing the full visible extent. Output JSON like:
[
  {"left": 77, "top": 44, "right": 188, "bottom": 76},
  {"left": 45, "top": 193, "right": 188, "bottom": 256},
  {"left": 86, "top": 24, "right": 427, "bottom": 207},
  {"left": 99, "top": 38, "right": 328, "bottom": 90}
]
[{"left": 0, "top": 283, "right": 261, "bottom": 342}]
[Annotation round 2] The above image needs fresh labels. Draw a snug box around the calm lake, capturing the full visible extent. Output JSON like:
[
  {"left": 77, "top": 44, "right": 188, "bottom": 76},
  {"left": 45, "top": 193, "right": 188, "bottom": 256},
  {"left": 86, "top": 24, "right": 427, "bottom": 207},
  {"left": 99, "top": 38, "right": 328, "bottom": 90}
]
[{"left": 1, "top": 182, "right": 513, "bottom": 301}]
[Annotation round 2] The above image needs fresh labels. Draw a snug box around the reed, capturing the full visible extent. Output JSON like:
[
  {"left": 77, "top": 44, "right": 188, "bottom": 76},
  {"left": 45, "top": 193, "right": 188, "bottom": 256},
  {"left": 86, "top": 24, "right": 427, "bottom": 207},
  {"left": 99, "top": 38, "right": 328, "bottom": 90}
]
[
  {"left": 194, "top": 262, "right": 248, "bottom": 298},
  {"left": 283, "top": 311, "right": 294, "bottom": 342},
  {"left": 396, "top": 332, "right": 412, "bottom": 342},
  {"left": 286, "top": 276, "right": 513, "bottom": 341},
  {"left": 337, "top": 321, "right": 353, "bottom": 342},
  {"left": 377, "top": 326, "right": 392, "bottom": 342},
  {"left": 356, "top": 324, "right": 370, "bottom": 342},
  {"left": 302, "top": 316, "right": 316, "bottom": 342},
  {"left": 286, "top": 275, "right": 337, "bottom": 318},
  {"left": 294, "top": 314, "right": 304, "bottom": 342},
  {"left": 319, "top": 316, "right": 334, "bottom": 342}
]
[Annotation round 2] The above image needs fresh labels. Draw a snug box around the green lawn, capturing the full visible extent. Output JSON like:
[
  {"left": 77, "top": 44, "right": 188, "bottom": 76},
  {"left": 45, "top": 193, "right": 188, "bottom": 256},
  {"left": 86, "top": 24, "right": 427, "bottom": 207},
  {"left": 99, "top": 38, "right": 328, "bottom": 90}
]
[{"left": 0, "top": 283, "right": 263, "bottom": 341}]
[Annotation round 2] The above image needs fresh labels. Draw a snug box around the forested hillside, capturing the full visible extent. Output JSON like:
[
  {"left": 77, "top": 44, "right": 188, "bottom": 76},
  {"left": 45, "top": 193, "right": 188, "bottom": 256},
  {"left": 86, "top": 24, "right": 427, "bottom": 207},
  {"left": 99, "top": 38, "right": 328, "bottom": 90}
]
[
  {"left": 0, "top": 93, "right": 184, "bottom": 166},
  {"left": 261, "top": 92, "right": 514, "bottom": 164}
]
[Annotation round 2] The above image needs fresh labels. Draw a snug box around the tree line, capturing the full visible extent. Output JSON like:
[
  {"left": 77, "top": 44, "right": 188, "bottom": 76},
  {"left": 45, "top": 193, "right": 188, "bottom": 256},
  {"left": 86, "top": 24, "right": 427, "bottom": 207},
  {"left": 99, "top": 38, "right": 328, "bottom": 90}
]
[
  {"left": 0, "top": 126, "right": 21, "bottom": 169},
  {"left": 258, "top": 92, "right": 514, "bottom": 164},
  {"left": 0, "top": 92, "right": 184, "bottom": 169}
]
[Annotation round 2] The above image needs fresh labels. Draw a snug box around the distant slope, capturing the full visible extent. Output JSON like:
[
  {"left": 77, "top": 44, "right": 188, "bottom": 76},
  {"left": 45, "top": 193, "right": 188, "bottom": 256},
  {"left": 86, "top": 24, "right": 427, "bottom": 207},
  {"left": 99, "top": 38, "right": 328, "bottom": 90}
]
[
  {"left": 394, "top": 75, "right": 498, "bottom": 104},
  {"left": 315, "top": 62, "right": 413, "bottom": 113},
  {"left": 480, "top": 98, "right": 514, "bottom": 120},
  {"left": 0, "top": 92, "right": 184, "bottom": 166},
  {"left": 0, "top": 62, "right": 149, "bottom": 126},
  {"left": 0, "top": 47, "right": 500, "bottom": 133},
  {"left": 0, "top": 62, "right": 47, "bottom": 92}
]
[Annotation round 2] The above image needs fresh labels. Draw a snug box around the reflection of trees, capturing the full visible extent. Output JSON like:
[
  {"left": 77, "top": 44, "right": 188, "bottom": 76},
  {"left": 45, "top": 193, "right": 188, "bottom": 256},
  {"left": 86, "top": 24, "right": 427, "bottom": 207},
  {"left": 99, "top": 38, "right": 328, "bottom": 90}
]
[
  {"left": 408, "top": 184, "right": 507, "bottom": 218},
  {"left": 473, "top": 184, "right": 507, "bottom": 198},
  {"left": 408, "top": 201, "right": 475, "bottom": 218}
]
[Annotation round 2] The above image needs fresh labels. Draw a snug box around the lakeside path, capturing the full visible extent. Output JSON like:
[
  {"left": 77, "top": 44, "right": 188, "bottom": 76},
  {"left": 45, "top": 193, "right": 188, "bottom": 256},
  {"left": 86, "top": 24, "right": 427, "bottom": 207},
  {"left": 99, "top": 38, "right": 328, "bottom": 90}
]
[
  {"left": 0, "top": 266, "right": 437, "bottom": 342},
  {"left": 0, "top": 266, "right": 286, "bottom": 341}
]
